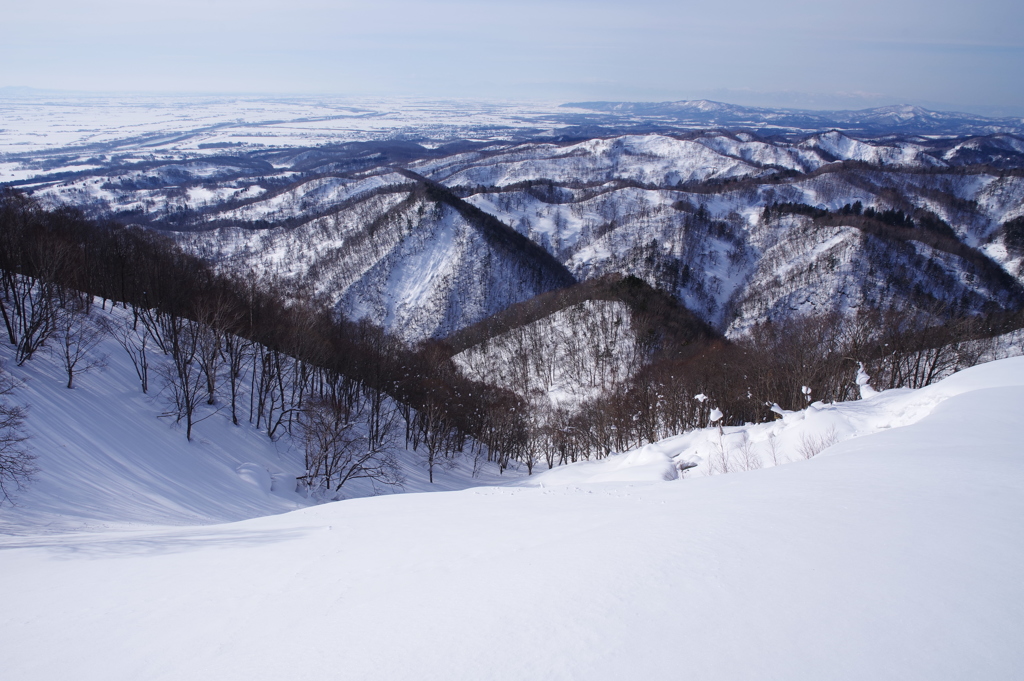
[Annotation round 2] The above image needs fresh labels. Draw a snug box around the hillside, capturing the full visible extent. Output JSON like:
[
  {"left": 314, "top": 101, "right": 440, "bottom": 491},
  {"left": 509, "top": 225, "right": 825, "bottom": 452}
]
[
  {"left": 447, "top": 274, "right": 717, "bottom": 408},
  {"left": 16, "top": 128, "right": 1023, "bottom": 342},
  {"left": 2, "top": 356, "right": 1023, "bottom": 680},
  {"left": 0, "top": 301, "right": 516, "bottom": 534}
]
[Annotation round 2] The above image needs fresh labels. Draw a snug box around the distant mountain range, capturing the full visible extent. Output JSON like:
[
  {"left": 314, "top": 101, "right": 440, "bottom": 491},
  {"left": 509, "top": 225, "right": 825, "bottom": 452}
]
[
  {"left": 6, "top": 96, "right": 1024, "bottom": 352},
  {"left": 17, "top": 127, "right": 1024, "bottom": 344},
  {"left": 561, "top": 100, "right": 1024, "bottom": 137}
]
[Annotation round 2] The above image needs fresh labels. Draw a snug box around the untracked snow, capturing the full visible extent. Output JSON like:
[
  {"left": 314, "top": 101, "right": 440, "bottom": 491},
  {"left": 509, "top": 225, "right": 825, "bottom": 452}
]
[
  {"left": 0, "top": 302, "right": 516, "bottom": 534},
  {"left": 2, "top": 346, "right": 1024, "bottom": 678}
]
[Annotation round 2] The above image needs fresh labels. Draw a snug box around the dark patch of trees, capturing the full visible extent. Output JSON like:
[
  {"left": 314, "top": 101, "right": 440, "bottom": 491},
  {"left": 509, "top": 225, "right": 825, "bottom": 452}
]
[
  {"left": 763, "top": 201, "right": 1024, "bottom": 309},
  {"left": 1002, "top": 216, "right": 1024, "bottom": 258}
]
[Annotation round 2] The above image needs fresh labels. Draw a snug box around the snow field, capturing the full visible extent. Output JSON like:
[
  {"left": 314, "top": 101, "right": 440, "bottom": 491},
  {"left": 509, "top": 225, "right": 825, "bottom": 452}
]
[{"left": 2, "top": 358, "right": 1024, "bottom": 679}]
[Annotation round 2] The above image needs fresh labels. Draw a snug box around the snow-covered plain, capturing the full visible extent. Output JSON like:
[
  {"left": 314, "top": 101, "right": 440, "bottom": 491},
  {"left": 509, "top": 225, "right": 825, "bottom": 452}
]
[{"left": 2, "top": 323, "right": 1024, "bottom": 679}]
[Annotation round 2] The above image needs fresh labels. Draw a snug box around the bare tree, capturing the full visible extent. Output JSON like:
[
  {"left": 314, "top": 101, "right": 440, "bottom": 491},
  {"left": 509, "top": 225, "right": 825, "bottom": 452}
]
[
  {"left": 158, "top": 315, "right": 206, "bottom": 440},
  {"left": 6, "top": 273, "right": 58, "bottom": 365},
  {"left": 53, "top": 296, "right": 106, "bottom": 389},
  {"left": 222, "top": 331, "right": 253, "bottom": 425},
  {"left": 102, "top": 309, "right": 151, "bottom": 393},
  {"left": 797, "top": 426, "right": 839, "bottom": 460},
  {"left": 0, "top": 363, "right": 34, "bottom": 504},
  {"left": 298, "top": 397, "right": 403, "bottom": 497},
  {"left": 735, "top": 432, "right": 762, "bottom": 471}
]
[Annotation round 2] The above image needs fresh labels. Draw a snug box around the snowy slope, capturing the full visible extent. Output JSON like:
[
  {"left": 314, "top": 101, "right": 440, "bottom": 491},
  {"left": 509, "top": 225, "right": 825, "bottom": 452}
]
[
  {"left": 0, "top": 303, "right": 518, "bottom": 534},
  {"left": 528, "top": 356, "right": 1024, "bottom": 482},
  {"left": 453, "top": 299, "right": 638, "bottom": 407},
  {"left": 414, "top": 134, "right": 770, "bottom": 187},
  {"left": 2, "top": 358, "right": 1023, "bottom": 680}
]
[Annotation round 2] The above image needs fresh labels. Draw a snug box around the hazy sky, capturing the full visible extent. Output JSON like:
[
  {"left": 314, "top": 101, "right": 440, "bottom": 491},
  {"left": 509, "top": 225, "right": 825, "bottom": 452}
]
[{"left": 4, "top": 0, "right": 1023, "bottom": 114}]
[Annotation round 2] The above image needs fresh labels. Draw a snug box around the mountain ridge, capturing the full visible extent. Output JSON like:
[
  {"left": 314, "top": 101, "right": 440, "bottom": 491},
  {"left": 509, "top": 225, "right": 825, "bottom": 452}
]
[{"left": 562, "top": 99, "right": 1024, "bottom": 136}]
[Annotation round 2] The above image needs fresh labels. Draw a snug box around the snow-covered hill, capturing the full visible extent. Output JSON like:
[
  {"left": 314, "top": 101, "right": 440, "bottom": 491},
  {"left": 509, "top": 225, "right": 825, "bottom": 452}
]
[
  {"left": 10, "top": 101, "right": 1024, "bottom": 345},
  {"left": 453, "top": 298, "right": 638, "bottom": 407},
  {"left": 3, "top": 356, "right": 1024, "bottom": 680},
  {"left": 0, "top": 302, "right": 517, "bottom": 534}
]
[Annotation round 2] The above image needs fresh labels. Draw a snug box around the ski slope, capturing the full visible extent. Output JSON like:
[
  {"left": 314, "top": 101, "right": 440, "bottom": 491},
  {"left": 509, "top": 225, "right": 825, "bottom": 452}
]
[{"left": 1, "top": 351, "right": 1023, "bottom": 679}]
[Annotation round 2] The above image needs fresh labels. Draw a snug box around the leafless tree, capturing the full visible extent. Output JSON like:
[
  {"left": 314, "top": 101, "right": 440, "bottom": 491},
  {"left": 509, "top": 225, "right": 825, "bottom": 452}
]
[
  {"left": 797, "top": 426, "right": 839, "bottom": 460},
  {"left": 53, "top": 296, "right": 106, "bottom": 389},
  {"left": 222, "top": 332, "right": 253, "bottom": 425},
  {"left": 0, "top": 363, "right": 34, "bottom": 504},
  {"left": 103, "top": 310, "right": 151, "bottom": 393},
  {"left": 298, "top": 397, "right": 403, "bottom": 497},
  {"left": 158, "top": 315, "right": 207, "bottom": 440},
  {"left": 735, "top": 432, "right": 762, "bottom": 471}
]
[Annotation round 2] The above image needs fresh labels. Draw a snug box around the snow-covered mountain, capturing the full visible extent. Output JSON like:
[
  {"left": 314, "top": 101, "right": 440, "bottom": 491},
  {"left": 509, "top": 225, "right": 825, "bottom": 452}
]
[
  {"left": 6, "top": 96, "right": 1024, "bottom": 681},
  {"left": 8, "top": 98, "right": 1024, "bottom": 345}
]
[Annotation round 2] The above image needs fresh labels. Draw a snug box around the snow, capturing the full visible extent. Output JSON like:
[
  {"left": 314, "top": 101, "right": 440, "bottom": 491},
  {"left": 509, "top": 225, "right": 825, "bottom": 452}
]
[
  {"left": 615, "top": 356, "right": 1023, "bottom": 475},
  {"left": 452, "top": 299, "right": 637, "bottom": 407},
  {"left": 420, "top": 134, "right": 769, "bottom": 188},
  {"left": 3, "top": 343, "right": 1024, "bottom": 679},
  {"left": 10, "top": 97, "right": 1024, "bottom": 341},
  {"left": 0, "top": 302, "right": 518, "bottom": 534}
]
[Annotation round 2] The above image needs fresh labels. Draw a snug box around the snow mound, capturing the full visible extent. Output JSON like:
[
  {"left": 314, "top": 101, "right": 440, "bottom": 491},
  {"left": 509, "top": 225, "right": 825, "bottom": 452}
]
[
  {"left": 520, "top": 444, "right": 679, "bottom": 486},
  {"left": 235, "top": 464, "right": 273, "bottom": 494},
  {"left": 515, "top": 356, "right": 1024, "bottom": 485}
]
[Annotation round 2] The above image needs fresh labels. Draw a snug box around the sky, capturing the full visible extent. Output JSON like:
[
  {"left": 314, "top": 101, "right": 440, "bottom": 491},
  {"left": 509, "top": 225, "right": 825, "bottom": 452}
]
[{"left": 3, "top": 0, "right": 1023, "bottom": 115}]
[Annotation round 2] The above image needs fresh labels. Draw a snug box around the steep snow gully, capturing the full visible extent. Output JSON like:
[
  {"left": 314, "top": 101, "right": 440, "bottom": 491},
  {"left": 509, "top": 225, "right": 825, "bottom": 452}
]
[{"left": 2, "top": 336, "right": 1023, "bottom": 679}]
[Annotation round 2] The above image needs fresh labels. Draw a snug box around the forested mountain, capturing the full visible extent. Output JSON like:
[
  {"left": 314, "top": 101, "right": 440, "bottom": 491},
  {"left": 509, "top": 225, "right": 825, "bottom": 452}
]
[
  {"left": 18, "top": 129, "right": 1024, "bottom": 342},
  {"left": 5, "top": 105, "right": 1024, "bottom": 468}
]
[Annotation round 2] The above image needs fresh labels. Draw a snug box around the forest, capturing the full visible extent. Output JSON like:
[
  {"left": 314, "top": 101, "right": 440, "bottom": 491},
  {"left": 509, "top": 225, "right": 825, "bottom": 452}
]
[{"left": 0, "top": 187, "right": 1018, "bottom": 497}]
